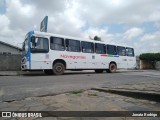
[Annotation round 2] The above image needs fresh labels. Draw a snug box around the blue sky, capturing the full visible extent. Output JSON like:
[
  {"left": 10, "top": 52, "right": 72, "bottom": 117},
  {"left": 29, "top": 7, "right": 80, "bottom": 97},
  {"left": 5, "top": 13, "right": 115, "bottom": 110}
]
[
  {"left": 0, "top": 0, "right": 160, "bottom": 55},
  {"left": 0, "top": 0, "right": 6, "bottom": 14}
]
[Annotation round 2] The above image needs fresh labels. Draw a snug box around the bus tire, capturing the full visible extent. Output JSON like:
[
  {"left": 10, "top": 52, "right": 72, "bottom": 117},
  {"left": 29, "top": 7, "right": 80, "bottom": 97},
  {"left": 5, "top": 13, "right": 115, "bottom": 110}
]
[
  {"left": 109, "top": 63, "right": 117, "bottom": 73},
  {"left": 95, "top": 69, "right": 103, "bottom": 73},
  {"left": 44, "top": 70, "right": 53, "bottom": 75},
  {"left": 53, "top": 62, "right": 65, "bottom": 75}
]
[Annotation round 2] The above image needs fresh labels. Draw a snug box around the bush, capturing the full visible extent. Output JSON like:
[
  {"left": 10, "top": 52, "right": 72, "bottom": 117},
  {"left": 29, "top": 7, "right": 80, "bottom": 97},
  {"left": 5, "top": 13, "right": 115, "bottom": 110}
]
[
  {"left": 139, "top": 53, "right": 160, "bottom": 61},
  {"left": 154, "top": 53, "right": 160, "bottom": 61}
]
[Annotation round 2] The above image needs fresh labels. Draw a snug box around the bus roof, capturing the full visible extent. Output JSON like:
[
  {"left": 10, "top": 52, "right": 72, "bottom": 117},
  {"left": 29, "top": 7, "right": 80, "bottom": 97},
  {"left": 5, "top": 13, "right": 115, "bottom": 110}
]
[{"left": 32, "top": 31, "right": 134, "bottom": 48}]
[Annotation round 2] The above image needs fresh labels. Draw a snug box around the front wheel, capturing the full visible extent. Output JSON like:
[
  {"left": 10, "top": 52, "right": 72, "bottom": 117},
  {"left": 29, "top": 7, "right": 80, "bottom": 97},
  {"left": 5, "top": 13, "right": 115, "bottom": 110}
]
[
  {"left": 109, "top": 63, "right": 117, "bottom": 73},
  {"left": 53, "top": 62, "right": 65, "bottom": 75}
]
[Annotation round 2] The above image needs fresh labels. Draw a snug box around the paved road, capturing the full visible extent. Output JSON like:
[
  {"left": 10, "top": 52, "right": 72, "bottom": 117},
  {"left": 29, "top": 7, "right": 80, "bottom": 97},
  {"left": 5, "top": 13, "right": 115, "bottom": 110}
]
[{"left": 0, "top": 70, "right": 160, "bottom": 102}]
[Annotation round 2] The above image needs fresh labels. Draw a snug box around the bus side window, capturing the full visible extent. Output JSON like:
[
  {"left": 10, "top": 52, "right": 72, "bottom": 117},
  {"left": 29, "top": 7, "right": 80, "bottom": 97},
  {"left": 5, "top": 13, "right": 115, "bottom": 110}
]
[
  {"left": 66, "top": 39, "right": 81, "bottom": 52},
  {"left": 126, "top": 47, "right": 134, "bottom": 57},
  {"left": 50, "top": 37, "right": 65, "bottom": 51},
  {"left": 117, "top": 46, "right": 126, "bottom": 56},
  {"left": 107, "top": 45, "right": 117, "bottom": 55},
  {"left": 81, "top": 41, "right": 94, "bottom": 53},
  {"left": 95, "top": 43, "right": 106, "bottom": 54}
]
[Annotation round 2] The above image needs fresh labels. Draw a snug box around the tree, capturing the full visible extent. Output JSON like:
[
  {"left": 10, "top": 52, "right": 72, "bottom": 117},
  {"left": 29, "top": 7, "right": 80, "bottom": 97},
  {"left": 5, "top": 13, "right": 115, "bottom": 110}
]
[
  {"left": 139, "top": 53, "right": 160, "bottom": 69},
  {"left": 94, "top": 36, "right": 101, "bottom": 41},
  {"left": 139, "top": 53, "right": 160, "bottom": 61}
]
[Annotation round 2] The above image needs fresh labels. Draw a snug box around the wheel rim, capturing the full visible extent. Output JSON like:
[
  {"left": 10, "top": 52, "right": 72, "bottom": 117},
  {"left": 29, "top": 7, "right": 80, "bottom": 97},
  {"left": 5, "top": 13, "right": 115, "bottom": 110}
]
[
  {"left": 110, "top": 64, "right": 116, "bottom": 72},
  {"left": 55, "top": 66, "right": 62, "bottom": 72},
  {"left": 111, "top": 65, "right": 115, "bottom": 71}
]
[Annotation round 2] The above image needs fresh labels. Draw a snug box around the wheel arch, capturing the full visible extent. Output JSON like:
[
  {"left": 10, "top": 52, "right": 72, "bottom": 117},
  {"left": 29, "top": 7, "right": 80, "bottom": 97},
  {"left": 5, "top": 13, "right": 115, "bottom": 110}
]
[
  {"left": 109, "top": 61, "right": 117, "bottom": 67},
  {"left": 53, "top": 59, "right": 66, "bottom": 69}
]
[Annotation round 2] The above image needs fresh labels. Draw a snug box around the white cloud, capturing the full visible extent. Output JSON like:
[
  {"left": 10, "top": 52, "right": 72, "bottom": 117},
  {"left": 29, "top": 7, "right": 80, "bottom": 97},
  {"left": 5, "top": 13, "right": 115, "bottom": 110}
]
[
  {"left": 77, "top": 0, "right": 160, "bottom": 25},
  {"left": 154, "top": 22, "right": 160, "bottom": 30},
  {"left": 134, "top": 32, "right": 160, "bottom": 54},
  {"left": 0, "top": 0, "right": 160, "bottom": 54},
  {"left": 123, "top": 27, "right": 144, "bottom": 40},
  {"left": 22, "top": 0, "right": 66, "bottom": 13},
  {"left": 6, "top": 0, "right": 35, "bottom": 17},
  {"left": 140, "top": 32, "right": 160, "bottom": 42},
  {"left": 149, "top": 11, "right": 160, "bottom": 22},
  {"left": 0, "top": 0, "right": 5, "bottom": 6},
  {"left": 82, "top": 27, "right": 114, "bottom": 43},
  {"left": 0, "top": 15, "right": 9, "bottom": 29},
  {"left": 83, "top": 27, "right": 108, "bottom": 38},
  {"left": 5, "top": 0, "right": 36, "bottom": 30}
]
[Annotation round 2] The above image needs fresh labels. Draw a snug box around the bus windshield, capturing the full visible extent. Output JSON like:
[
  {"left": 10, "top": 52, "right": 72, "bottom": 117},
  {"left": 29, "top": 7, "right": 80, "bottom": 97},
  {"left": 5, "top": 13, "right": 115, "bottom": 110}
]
[{"left": 30, "top": 36, "right": 49, "bottom": 53}]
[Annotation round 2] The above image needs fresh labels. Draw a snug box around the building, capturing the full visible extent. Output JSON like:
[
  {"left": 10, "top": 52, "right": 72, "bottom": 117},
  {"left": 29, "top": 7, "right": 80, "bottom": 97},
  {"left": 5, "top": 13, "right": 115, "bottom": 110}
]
[{"left": 0, "top": 41, "right": 22, "bottom": 55}]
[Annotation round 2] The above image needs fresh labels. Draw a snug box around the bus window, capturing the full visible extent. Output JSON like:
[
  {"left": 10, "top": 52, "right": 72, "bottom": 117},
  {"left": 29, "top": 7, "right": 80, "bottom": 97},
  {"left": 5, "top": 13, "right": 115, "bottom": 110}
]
[
  {"left": 50, "top": 37, "right": 65, "bottom": 51},
  {"left": 66, "top": 39, "right": 81, "bottom": 52},
  {"left": 30, "top": 37, "right": 49, "bottom": 53},
  {"left": 117, "top": 46, "right": 126, "bottom": 56},
  {"left": 107, "top": 45, "right": 117, "bottom": 55},
  {"left": 81, "top": 41, "right": 94, "bottom": 53},
  {"left": 126, "top": 47, "right": 134, "bottom": 57},
  {"left": 95, "top": 43, "right": 106, "bottom": 54}
]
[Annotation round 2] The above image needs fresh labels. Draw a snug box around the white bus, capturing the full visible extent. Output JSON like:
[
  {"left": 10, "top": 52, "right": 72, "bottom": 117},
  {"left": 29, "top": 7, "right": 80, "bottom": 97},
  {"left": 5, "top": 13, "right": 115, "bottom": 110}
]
[{"left": 21, "top": 31, "right": 136, "bottom": 75}]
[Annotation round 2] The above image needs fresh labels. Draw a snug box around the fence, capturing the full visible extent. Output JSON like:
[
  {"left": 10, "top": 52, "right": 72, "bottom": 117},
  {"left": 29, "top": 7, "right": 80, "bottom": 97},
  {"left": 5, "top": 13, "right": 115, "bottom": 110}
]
[
  {"left": 139, "top": 60, "right": 160, "bottom": 70},
  {"left": 0, "top": 54, "right": 22, "bottom": 71}
]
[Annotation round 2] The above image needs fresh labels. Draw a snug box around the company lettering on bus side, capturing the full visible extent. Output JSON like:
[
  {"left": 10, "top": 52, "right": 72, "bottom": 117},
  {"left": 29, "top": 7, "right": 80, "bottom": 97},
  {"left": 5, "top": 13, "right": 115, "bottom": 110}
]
[{"left": 60, "top": 55, "right": 86, "bottom": 59}]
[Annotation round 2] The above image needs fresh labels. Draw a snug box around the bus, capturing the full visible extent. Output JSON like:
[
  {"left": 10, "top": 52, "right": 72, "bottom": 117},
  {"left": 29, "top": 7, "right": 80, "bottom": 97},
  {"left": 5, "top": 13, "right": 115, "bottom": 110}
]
[{"left": 21, "top": 31, "right": 136, "bottom": 75}]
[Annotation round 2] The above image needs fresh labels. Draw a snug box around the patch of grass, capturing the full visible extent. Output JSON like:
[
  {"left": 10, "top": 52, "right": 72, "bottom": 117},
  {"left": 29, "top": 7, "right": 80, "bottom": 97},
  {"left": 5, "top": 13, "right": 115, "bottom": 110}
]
[
  {"left": 88, "top": 93, "right": 98, "bottom": 96},
  {"left": 70, "top": 90, "right": 83, "bottom": 94}
]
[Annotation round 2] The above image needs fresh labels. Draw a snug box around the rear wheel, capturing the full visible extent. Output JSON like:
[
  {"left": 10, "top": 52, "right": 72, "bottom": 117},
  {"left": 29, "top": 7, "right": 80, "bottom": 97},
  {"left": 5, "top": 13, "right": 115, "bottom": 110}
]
[
  {"left": 95, "top": 69, "right": 103, "bottom": 73},
  {"left": 53, "top": 62, "right": 65, "bottom": 75},
  {"left": 109, "top": 63, "right": 117, "bottom": 73}
]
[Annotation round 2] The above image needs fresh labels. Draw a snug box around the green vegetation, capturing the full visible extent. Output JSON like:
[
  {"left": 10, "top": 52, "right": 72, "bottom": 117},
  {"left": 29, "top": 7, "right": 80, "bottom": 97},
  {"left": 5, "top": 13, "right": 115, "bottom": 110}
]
[
  {"left": 139, "top": 53, "right": 160, "bottom": 61},
  {"left": 94, "top": 36, "right": 101, "bottom": 41},
  {"left": 70, "top": 90, "right": 83, "bottom": 94},
  {"left": 88, "top": 93, "right": 98, "bottom": 96},
  {"left": 89, "top": 35, "right": 101, "bottom": 41},
  {"left": 139, "top": 53, "right": 160, "bottom": 69}
]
